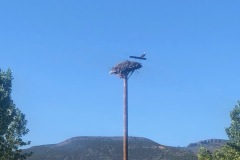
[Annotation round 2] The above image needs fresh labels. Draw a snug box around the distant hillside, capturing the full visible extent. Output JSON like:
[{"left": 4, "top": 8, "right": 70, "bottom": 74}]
[
  {"left": 25, "top": 136, "right": 197, "bottom": 160},
  {"left": 185, "top": 139, "right": 228, "bottom": 154}
]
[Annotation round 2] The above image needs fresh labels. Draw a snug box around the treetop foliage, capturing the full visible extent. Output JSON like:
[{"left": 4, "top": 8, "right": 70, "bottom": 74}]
[
  {"left": 197, "top": 101, "right": 240, "bottom": 160},
  {"left": 0, "top": 69, "right": 31, "bottom": 160},
  {"left": 226, "top": 101, "right": 240, "bottom": 146}
]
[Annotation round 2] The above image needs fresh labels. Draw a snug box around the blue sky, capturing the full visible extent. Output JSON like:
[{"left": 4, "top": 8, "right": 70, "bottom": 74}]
[{"left": 1, "top": 0, "right": 240, "bottom": 147}]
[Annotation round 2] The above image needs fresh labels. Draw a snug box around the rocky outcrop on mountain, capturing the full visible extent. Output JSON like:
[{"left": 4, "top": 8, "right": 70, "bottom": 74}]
[{"left": 186, "top": 139, "right": 228, "bottom": 154}]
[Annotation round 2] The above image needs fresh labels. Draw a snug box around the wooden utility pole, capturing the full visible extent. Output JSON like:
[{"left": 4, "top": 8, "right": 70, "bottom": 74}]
[
  {"left": 123, "top": 77, "right": 128, "bottom": 160},
  {"left": 110, "top": 60, "right": 144, "bottom": 160}
]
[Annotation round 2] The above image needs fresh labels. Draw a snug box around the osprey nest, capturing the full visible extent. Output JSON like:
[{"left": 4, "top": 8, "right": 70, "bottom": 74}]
[{"left": 109, "top": 60, "right": 142, "bottom": 78}]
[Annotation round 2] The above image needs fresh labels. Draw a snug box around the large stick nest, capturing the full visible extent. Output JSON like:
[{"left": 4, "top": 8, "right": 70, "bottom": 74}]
[{"left": 109, "top": 60, "right": 142, "bottom": 78}]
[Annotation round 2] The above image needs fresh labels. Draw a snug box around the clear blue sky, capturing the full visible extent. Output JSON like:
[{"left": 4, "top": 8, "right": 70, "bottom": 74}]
[{"left": 1, "top": 0, "right": 240, "bottom": 147}]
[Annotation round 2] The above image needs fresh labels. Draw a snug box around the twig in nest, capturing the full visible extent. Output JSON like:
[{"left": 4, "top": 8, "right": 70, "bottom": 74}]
[{"left": 109, "top": 60, "right": 142, "bottom": 79}]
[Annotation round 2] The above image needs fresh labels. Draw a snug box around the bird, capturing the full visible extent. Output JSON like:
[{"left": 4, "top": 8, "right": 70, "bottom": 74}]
[
  {"left": 140, "top": 53, "right": 146, "bottom": 58},
  {"left": 129, "top": 52, "right": 147, "bottom": 60}
]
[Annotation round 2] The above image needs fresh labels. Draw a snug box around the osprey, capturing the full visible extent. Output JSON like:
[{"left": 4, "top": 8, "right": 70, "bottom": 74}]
[
  {"left": 140, "top": 53, "right": 146, "bottom": 58},
  {"left": 129, "top": 52, "right": 147, "bottom": 60}
]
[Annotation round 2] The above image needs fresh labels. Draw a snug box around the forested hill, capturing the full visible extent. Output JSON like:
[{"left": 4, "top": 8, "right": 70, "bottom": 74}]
[
  {"left": 185, "top": 139, "right": 228, "bottom": 154},
  {"left": 25, "top": 136, "right": 197, "bottom": 160}
]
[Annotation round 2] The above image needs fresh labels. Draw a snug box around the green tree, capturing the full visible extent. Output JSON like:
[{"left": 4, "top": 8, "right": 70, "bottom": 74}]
[
  {"left": 0, "top": 69, "right": 31, "bottom": 160},
  {"left": 197, "top": 147, "right": 212, "bottom": 160},
  {"left": 197, "top": 101, "right": 240, "bottom": 160},
  {"left": 226, "top": 101, "right": 240, "bottom": 147},
  {"left": 212, "top": 145, "right": 240, "bottom": 160}
]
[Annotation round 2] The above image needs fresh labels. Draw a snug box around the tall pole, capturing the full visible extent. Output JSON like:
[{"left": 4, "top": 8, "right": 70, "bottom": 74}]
[
  {"left": 110, "top": 60, "right": 143, "bottom": 160},
  {"left": 123, "top": 76, "right": 128, "bottom": 160}
]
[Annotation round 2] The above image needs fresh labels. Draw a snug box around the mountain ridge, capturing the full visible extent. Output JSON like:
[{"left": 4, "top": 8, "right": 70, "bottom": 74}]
[
  {"left": 185, "top": 138, "right": 228, "bottom": 154},
  {"left": 24, "top": 136, "right": 227, "bottom": 160}
]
